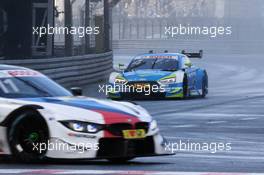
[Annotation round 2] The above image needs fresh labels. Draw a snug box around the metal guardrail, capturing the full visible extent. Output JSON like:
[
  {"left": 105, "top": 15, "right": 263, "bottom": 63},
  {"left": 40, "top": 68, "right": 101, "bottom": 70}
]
[
  {"left": 0, "top": 51, "right": 113, "bottom": 87},
  {"left": 113, "top": 40, "right": 264, "bottom": 54}
]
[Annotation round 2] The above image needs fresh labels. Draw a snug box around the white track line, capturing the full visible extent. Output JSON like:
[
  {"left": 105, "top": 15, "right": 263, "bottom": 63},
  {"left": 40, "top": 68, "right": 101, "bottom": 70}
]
[
  {"left": 172, "top": 124, "right": 197, "bottom": 128},
  {"left": 166, "top": 113, "right": 264, "bottom": 117},
  {"left": 206, "top": 121, "right": 227, "bottom": 124},
  {"left": 174, "top": 153, "right": 264, "bottom": 160},
  {"left": 240, "top": 117, "right": 257, "bottom": 121},
  {"left": 0, "top": 169, "right": 261, "bottom": 175}
]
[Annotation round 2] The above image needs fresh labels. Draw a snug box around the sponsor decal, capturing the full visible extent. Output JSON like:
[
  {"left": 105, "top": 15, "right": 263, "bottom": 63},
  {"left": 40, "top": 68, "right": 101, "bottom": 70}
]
[
  {"left": 142, "top": 55, "right": 178, "bottom": 59},
  {"left": 0, "top": 70, "right": 43, "bottom": 78},
  {"left": 8, "top": 70, "right": 42, "bottom": 77}
]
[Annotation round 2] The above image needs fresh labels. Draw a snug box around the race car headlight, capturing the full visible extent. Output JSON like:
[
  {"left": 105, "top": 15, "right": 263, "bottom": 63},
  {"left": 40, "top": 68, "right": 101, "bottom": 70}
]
[
  {"left": 158, "top": 77, "right": 176, "bottom": 84},
  {"left": 87, "top": 124, "right": 99, "bottom": 133},
  {"left": 60, "top": 121, "right": 103, "bottom": 133},
  {"left": 149, "top": 120, "right": 158, "bottom": 131},
  {"left": 114, "top": 76, "right": 128, "bottom": 84}
]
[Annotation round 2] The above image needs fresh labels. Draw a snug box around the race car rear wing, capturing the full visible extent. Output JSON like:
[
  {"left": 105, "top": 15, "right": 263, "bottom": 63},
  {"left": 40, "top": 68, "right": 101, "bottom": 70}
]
[{"left": 181, "top": 50, "right": 203, "bottom": 59}]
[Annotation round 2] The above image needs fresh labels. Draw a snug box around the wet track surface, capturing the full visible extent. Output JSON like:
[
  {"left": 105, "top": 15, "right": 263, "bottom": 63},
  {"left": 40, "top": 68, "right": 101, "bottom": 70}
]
[{"left": 1, "top": 54, "right": 264, "bottom": 174}]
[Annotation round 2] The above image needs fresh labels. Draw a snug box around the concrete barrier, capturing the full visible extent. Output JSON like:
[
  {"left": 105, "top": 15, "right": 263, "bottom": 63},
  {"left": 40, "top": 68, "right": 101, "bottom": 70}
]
[{"left": 0, "top": 52, "right": 113, "bottom": 88}]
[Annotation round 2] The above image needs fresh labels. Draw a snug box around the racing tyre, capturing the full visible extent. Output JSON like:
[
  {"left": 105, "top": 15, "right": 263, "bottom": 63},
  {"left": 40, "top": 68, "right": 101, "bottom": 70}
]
[
  {"left": 8, "top": 111, "right": 49, "bottom": 163},
  {"left": 107, "top": 157, "right": 134, "bottom": 163},
  {"left": 183, "top": 75, "right": 189, "bottom": 99},
  {"left": 0, "top": 155, "right": 13, "bottom": 163},
  {"left": 201, "top": 72, "right": 208, "bottom": 98}
]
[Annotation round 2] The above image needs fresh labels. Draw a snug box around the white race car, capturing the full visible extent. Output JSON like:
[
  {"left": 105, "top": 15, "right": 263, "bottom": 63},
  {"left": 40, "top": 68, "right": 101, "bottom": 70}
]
[{"left": 0, "top": 65, "right": 172, "bottom": 162}]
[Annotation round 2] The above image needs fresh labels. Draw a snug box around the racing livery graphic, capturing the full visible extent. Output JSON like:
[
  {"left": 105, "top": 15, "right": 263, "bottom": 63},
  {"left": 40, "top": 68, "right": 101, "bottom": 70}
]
[
  {"left": 0, "top": 65, "right": 172, "bottom": 162},
  {"left": 108, "top": 50, "right": 208, "bottom": 99}
]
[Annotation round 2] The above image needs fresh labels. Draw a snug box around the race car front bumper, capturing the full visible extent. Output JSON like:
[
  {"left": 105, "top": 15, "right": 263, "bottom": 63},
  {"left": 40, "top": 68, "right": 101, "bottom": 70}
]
[
  {"left": 46, "top": 133, "right": 173, "bottom": 159},
  {"left": 97, "top": 134, "right": 172, "bottom": 159},
  {"left": 45, "top": 118, "right": 173, "bottom": 159}
]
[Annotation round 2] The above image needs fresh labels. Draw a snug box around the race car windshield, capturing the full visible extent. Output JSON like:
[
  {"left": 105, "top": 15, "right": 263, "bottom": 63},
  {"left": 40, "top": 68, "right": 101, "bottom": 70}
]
[
  {"left": 127, "top": 58, "right": 178, "bottom": 71},
  {"left": 0, "top": 76, "right": 72, "bottom": 98}
]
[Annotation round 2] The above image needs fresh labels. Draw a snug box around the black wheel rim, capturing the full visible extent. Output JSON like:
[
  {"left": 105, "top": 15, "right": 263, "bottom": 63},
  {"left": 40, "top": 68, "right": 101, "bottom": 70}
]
[{"left": 12, "top": 116, "right": 49, "bottom": 157}]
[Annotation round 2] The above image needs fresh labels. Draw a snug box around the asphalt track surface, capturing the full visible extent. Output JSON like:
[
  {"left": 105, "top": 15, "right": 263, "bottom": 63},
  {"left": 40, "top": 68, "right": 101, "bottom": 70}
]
[{"left": 1, "top": 54, "right": 264, "bottom": 174}]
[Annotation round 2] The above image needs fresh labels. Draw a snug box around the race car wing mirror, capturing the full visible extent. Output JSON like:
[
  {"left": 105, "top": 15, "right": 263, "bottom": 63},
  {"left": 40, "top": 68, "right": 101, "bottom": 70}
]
[
  {"left": 71, "top": 87, "right": 83, "bottom": 96},
  {"left": 118, "top": 63, "right": 126, "bottom": 71},
  {"left": 181, "top": 50, "right": 203, "bottom": 59}
]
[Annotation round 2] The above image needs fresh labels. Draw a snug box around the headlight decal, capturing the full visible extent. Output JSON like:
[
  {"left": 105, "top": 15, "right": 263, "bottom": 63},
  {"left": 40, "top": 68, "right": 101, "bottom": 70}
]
[
  {"left": 158, "top": 75, "right": 177, "bottom": 84},
  {"left": 114, "top": 75, "right": 128, "bottom": 84},
  {"left": 158, "top": 77, "right": 176, "bottom": 84}
]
